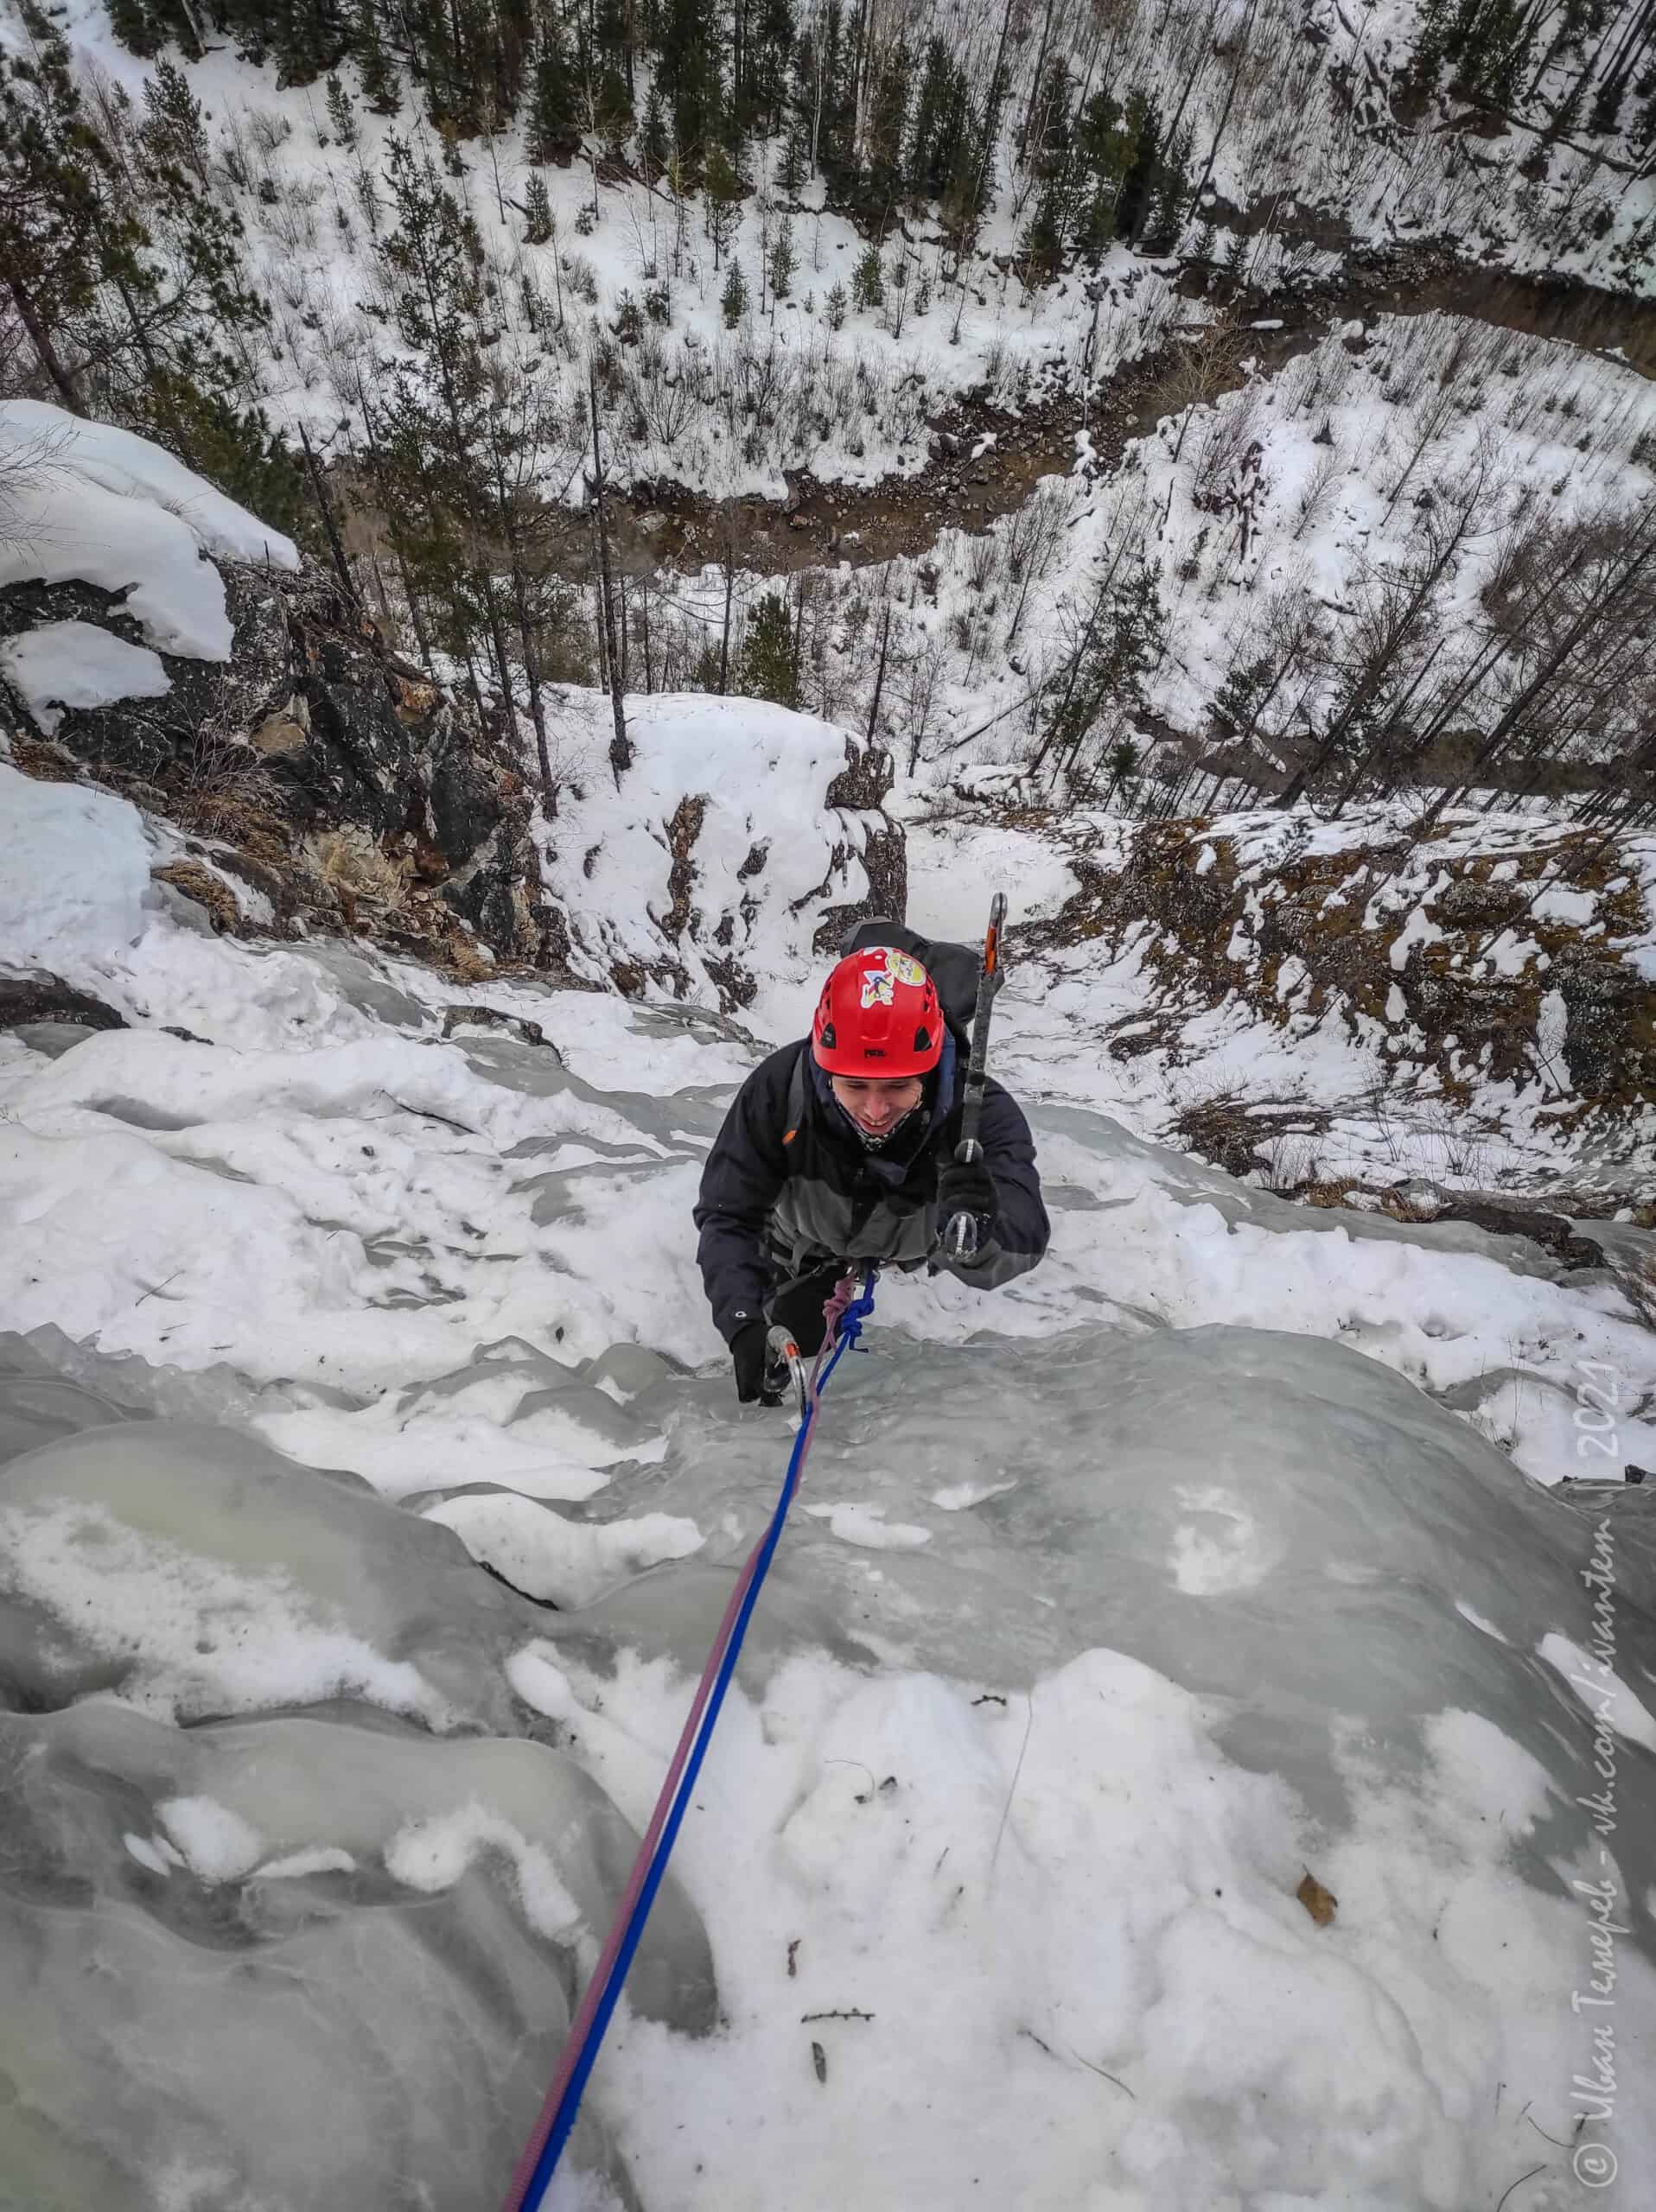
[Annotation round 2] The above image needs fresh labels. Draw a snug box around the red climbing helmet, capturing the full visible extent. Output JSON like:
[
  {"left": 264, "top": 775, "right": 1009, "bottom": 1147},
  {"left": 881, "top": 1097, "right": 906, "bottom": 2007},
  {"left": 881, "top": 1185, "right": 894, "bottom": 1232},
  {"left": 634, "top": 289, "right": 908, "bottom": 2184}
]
[{"left": 812, "top": 945, "right": 944, "bottom": 1077}]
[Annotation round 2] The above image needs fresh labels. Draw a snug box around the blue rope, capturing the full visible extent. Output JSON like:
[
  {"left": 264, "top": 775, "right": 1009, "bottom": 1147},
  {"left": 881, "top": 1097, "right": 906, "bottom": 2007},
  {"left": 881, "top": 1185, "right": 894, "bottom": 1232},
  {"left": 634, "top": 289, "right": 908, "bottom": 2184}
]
[{"left": 516, "top": 1268, "right": 877, "bottom": 2209}]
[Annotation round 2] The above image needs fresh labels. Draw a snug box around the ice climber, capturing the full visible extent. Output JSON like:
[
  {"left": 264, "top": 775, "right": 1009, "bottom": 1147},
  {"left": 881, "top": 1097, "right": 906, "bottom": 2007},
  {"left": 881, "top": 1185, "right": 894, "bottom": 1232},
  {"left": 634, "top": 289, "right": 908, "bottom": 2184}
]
[{"left": 694, "top": 926, "right": 1050, "bottom": 1403}]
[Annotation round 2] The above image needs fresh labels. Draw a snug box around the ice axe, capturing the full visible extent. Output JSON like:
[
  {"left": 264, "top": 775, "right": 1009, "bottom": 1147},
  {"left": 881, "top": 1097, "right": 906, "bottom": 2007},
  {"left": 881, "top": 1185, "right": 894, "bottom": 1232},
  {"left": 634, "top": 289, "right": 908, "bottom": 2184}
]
[{"left": 943, "top": 893, "right": 1008, "bottom": 1265}]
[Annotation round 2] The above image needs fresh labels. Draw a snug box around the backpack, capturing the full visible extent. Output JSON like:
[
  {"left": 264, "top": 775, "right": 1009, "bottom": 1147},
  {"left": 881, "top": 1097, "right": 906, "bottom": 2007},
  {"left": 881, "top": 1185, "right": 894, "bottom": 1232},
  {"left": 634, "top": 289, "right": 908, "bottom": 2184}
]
[{"left": 838, "top": 917, "right": 997, "bottom": 1042}]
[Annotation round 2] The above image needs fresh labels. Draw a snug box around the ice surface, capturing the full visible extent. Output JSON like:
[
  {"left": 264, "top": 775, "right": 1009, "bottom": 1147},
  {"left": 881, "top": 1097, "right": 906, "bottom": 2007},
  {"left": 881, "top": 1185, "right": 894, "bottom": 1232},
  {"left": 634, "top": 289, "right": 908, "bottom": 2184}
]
[
  {"left": 424, "top": 1491, "right": 704, "bottom": 1607},
  {"left": 0, "top": 618, "right": 171, "bottom": 733},
  {"left": 3, "top": 767, "right": 1655, "bottom": 2207},
  {"left": 0, "top": 1698, "right": 684, "bottom": 2209},
  {"left": 0, "top": 1418, "right": 555, "bottom": 1731},
  {"left": 0, "top": 1408, "right": 717, "bottom": 2210}
]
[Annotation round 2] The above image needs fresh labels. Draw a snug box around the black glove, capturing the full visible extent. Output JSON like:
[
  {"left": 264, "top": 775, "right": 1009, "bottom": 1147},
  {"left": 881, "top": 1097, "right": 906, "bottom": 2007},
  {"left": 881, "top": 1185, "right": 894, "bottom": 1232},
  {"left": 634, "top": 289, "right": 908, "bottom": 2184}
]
[
  {"left": 936, "top": 1157, "right": 998, "bottom": 1249},
  {"left": 731, "top": 1320, "right": 779, "bottom": 1405}
]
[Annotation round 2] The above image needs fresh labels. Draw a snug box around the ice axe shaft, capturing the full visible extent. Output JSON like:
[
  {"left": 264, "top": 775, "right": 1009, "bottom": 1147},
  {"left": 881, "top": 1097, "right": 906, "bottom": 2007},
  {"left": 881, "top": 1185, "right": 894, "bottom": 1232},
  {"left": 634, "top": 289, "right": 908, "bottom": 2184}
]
[{"left": 945, "top": 893, "right": 1007, "bottom": 1263}]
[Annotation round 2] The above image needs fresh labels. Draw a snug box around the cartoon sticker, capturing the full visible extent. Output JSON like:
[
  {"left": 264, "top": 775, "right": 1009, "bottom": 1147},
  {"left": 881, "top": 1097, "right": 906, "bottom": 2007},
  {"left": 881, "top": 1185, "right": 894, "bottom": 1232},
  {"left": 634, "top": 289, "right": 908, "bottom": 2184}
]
[
  {"left": 885, "top": 950, "right": 926, "bottom": 986},
  {"left": 860, "top": 966, "right": 896, "bottom": 1009}
]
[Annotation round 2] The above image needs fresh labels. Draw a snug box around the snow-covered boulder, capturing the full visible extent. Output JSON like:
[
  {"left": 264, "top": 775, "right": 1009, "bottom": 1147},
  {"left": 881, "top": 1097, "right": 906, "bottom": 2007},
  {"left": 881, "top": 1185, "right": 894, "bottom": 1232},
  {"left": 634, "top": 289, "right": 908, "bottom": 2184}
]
[
  {"left": 539, "top": 690, "right": 905, "bottom": 1027},
  {"left": 0, "top": 404, "right": 551, "bottom": 970}
]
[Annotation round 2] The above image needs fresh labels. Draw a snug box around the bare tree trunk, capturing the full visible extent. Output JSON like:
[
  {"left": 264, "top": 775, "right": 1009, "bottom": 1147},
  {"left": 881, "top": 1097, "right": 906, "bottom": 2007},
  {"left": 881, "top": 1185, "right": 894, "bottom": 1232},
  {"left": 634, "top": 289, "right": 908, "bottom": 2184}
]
[
  {"left": 1277, "top": 497, "right": 1483, "bottom": 807},
  {"left": 1417, "top": 513, "right": 1656, "bottom": 832},
  {"left": 1192, "top": 0, "right": 1261, "bottom": 208},
  {"left": 490, "top": 437, "right": 555, "bottom": 801},
  {"left": 9, "top": 281, "right": 83, "bottom": 413},
  {"left": 718, "top": 541, "right": 736, "bottom": 694},
  {"left": 1017, "top": 0, "right": 1060, "bottom": 163},
  {"left": 866, "top": 596, "right": 893, "bottom": 741},
  {"left": 296, "top": 422, "right": 360, "bottom": 606},
  {"left": 588, "top": 355, "right": 631, "bottom": 776},
  {"left": 968, "top": 0, "right": 1016, "bottom": 232}
]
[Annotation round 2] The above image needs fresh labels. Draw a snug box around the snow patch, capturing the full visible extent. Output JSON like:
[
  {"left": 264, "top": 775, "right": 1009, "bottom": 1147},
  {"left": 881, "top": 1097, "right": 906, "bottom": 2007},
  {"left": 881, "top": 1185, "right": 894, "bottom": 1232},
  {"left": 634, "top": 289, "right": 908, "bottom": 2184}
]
[{"left": 0, "top": 620, "right": 171, "bottom": 734}]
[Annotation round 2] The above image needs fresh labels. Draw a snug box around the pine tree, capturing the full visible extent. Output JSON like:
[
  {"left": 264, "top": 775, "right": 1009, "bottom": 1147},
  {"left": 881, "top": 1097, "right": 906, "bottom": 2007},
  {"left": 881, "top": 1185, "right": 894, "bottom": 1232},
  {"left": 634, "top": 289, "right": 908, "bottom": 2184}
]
[
  {"left": 1407, "top": 0, "right": 1456, "bottom": 93},
  {"left": 2, "top": 8, "right": 299, "bottom": 522},
  {"left": 769, "top": 213, "right": 795, "bottom": 300},
  {"left": 326, "top": 72, "right": 358, "bottom": 149},
  {"left": 174, "top": 394, "right": 311, "bottom": 543},
  {"left": 737, "top": 589, "right": 801, "bottom": 706},
  {"left": 355, "top": 0, "right": 400, "bottom": 115},
  {"left": 704, "top": 138, "right": 743, "bottom": 269},
  {"left": 825, "top": 278, "right": 847, "bottom": 329},
  {"left": 778, "top": 122, "right": 807, "bottom": 194},
  {"left": 659, "top": 0, "right": 720, "bottom": 170},
  {"left": 491, "top": 0, "right": 536, "bottom": 121},
  {"left": 816, "top": 0, "right": 862, "bottom": 197},
  {"left": 721, "top": 257, "right": 749, "bottom": 325},
  {"left": 0, "top": 3, "right": 137, "bottom": 413},
  {"left": 111, "top": 0, "right": 202, "bottom": 60},
  {"left": 786, "top": 15, "right": 829, "bottom": 175},
  {"left": 851, "top": 238, "right": 884, "bottom": 308},
  {"left": 118, "top": 71, "right": 276, "bottom": 475},
  {"left": 1034, "top": 556, "right": 1166, "bottom": 794},
  {"left": 861, "top": 39, "right": 908, "bottom": 214},
  {"left": 908, "top": 35, "right": 969, "bottom": 204},
  {"left": 1029, "top": 56, "right": 1074, "bottom": 176},
  {"left": 1021, "top": 178, "right": 1065, "bottom": 277},
  {"left": 1141, "top": 119, "right": 1193, "bottom": 251},
  {"left": 527, "top": 10, "right": 580, "bottom": 161},
  {"left": 376, "top": 131, "right": 515, "bottom": 700},
  {"left": 1220, "top": 226, "right": 1249, "bottom": 295},
  {"left": 271, "top": 0, "right": 353, "bottom": 91},
  {"left": 750, "top": 0, "right": 797, "bottom": 137},
  {"left": 524, "top": 170, "right": 552, "bottom": 241},
  {"left": 589, "top": 0, "right": 634, "bottom": 138},
  {"left": 106, "top": 0, "right": 163, "bottom": 60},
  {"left": 640, "top": 82, "right": 671, "bottom": 184},
  {"left": 143, "top": 57, "right": 211, "bottom": 188},
  {"left": 1113, "top": 91, "right": 1159, "bottom": 242}
]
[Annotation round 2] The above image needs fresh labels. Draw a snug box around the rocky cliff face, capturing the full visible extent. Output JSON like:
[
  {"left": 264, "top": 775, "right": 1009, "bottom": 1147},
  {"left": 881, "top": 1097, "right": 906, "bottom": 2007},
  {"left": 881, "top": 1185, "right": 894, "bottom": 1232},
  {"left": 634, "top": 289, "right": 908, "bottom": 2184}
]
[
  {"left": 2, "top": 563, "right": 552, "bottom": 981},
  {"left": 0, "top": 404, "right": 909, "bottom": 1021},
  {"left": 1024, "top": 806, "right": 1656, "bottom": 1127}
]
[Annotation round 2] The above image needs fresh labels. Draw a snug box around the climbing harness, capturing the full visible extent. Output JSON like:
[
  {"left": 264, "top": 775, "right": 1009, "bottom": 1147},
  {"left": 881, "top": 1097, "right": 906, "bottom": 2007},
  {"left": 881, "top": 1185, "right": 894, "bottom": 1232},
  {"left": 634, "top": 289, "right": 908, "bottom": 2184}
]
[{"left": 502, "top": 1266, "right": 880, "bottom": 2212}]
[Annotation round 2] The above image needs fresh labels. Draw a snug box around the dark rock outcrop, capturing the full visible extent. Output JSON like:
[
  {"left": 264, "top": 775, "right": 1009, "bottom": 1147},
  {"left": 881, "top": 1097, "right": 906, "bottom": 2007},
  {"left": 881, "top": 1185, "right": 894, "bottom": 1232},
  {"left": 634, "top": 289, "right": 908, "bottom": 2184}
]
[
  {"left": 0, "top": 976, "right": 128, "bottom": 1033},
  {"left": 814, "top": 737, "right": 907, "bottom": 956},
  {"left": 1024, "top": 814, "right": 1656, "bottom": 1124},
  {"left": 0, "top": 565, "right": 564, "bottom": 979}
]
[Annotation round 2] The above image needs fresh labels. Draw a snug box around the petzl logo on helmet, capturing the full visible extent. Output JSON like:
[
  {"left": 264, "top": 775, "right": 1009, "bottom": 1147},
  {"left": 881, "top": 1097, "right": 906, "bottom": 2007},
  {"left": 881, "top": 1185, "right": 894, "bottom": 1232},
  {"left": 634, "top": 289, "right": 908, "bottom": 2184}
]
[{"left": 860, "top": 966, "right": 896, "bottom": 1009}]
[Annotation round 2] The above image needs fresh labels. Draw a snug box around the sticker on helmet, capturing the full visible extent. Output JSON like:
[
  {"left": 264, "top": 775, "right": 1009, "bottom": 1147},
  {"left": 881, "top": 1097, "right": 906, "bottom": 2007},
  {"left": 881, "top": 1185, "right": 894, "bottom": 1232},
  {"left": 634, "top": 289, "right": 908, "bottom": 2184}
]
[
  {"left": 885, "top": 950, "right": 926, "bottom": 987},
  {"left": 860, "top": 966, "right": 896, "bottom": 1009}
]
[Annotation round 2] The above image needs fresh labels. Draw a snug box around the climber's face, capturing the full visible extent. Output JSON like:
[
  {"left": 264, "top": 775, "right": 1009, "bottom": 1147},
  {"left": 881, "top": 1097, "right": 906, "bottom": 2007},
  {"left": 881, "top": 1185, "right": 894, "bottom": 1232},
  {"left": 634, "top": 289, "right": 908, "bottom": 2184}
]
[{"left": 830, "top": 1073, "right": 924, "bottom": 1138}]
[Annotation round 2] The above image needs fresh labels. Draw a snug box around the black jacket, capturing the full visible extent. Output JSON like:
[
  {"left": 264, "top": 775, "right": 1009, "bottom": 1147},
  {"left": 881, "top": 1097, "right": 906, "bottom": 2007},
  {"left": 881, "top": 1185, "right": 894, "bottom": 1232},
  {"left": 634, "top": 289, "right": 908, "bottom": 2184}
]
[{"left": 694, "top": 1029, "right": 1049, "bottom": 1344}]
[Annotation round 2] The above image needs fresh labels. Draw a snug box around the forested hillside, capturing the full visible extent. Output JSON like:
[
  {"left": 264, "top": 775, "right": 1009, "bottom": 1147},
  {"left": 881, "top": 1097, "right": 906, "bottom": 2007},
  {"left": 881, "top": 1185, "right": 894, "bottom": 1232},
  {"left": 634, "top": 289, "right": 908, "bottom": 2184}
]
[{"left": 5, "top": 0, "right": 1656, "bottom": 825}]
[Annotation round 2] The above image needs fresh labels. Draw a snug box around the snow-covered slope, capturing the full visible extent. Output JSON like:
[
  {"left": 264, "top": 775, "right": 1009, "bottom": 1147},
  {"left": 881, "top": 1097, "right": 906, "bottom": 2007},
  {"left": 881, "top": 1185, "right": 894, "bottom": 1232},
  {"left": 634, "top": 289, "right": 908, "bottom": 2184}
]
[
  {"left": 3, "top": 747, "right": 1655, "bottom": 2208},
  {"left": 905, "top": 798, "right": 1656, "bottom": 1205}
]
